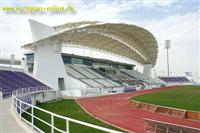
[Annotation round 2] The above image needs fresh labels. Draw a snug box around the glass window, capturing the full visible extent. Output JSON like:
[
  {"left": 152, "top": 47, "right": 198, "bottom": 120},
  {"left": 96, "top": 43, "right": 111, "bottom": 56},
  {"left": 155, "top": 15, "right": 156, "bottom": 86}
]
[
  {"left": 72, "top": 58, "right": 83, "bottom": 64},
  {"left": 62, "top": 56, "right": 72, "bottom": 64},
  {"left": 83, "top": 59, "right": 92, "bottom": 66},
  {"left": 26, "top": 54, "right": 34, "bottom": 62}
]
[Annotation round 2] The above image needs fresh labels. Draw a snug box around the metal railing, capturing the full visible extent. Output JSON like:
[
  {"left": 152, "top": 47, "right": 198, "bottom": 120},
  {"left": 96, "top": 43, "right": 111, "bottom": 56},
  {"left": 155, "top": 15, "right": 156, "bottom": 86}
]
[
  {"left": 12, "top": 86, "right": 51, "bottom": 97},
  {"left": 0, "top": 91, "right": 2, "bottom": 133},
  {"left": 12, "top": 87, "right": 123, "bottom": 133}
]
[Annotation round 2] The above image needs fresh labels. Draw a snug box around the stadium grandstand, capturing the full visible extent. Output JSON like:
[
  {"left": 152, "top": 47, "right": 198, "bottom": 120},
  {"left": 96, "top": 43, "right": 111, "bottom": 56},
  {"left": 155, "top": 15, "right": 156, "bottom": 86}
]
[
  {"left": 20, "top": 20, "right": 170, "bottom": 96},
  {"left": 0, "top": 20, "right": 199, "bottom": 133}
]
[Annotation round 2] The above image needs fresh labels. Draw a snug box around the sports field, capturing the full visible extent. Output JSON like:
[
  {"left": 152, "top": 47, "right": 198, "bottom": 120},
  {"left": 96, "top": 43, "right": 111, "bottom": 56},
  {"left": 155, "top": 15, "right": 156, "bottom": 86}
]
[
  {"left": 22, "top": 99, "right": 125, "bottom": 133},
  {"left": 132, "top": 85, "right": 200, "bottom": 111}
]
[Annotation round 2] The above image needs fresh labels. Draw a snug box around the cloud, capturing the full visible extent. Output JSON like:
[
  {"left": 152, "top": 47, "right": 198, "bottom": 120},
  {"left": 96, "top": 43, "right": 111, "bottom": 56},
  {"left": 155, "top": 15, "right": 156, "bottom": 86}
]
[
  {"left": 141, "top": 0, "right": 175, "bottom": 7},
  {"left": 0, "top": 0, "right": 199, "bottom": 75},
  {"left": 142, "top": 12, "right": 199, "bottom": 75}
]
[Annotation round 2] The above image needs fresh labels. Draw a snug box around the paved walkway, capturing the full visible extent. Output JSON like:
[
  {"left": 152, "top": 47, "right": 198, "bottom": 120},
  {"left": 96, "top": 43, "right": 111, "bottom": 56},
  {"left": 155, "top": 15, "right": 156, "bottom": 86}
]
[
  {"left": 77, "top": 87, "right": 200, "bottom": 133},
  {"left": 0, "top": 98, "right": 26, "bottom": 133}
]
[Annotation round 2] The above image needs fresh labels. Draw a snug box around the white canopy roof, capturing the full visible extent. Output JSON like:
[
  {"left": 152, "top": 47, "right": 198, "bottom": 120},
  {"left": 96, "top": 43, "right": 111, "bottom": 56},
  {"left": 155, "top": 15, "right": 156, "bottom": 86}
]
[{"left": 22, "top": 21, "right": 158, "bottom": 66}]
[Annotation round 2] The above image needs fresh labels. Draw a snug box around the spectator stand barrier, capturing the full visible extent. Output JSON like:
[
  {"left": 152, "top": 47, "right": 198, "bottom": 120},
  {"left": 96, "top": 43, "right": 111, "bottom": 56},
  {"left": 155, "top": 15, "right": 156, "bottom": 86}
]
[
  {"left": 131, "top": 100, "right": 200, "bottom": 121},
  {"left": 144, "top": 118, "right": 200, "bottom": 133}
]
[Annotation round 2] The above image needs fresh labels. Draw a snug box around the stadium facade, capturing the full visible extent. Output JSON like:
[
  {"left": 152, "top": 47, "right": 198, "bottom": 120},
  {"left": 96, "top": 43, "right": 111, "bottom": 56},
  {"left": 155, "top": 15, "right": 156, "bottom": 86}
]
[{"left": 21, "top": 20, "right": 160, "bottom": 96}]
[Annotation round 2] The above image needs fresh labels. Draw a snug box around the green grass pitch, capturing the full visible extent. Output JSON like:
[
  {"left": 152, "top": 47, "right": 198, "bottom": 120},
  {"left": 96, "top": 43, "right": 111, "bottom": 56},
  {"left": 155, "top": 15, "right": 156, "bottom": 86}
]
[
  {"left": 22, "top": 99, "right": 126, "bottom": 133},
  {"left": 131, "top": 85, "right": 200, "bottom": 111}
]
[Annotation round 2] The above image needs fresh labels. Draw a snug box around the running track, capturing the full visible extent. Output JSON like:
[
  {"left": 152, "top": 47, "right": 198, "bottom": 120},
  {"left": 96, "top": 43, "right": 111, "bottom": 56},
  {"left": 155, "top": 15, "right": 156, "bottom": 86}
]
[{"left": 77, "top": 87, "right": 200, "bottom": 133}]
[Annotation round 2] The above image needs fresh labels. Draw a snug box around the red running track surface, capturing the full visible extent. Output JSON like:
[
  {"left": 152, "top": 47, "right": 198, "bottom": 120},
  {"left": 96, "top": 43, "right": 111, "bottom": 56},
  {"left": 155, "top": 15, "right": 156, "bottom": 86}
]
[{"left": 77, "top": 87, "right": 200, "bottom": 133}]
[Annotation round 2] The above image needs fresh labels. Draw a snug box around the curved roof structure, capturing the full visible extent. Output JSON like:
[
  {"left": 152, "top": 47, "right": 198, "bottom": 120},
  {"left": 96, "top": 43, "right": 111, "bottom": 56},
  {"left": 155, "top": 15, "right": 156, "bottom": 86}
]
[{"left": 22, "top": 21, "right": 158, "bottom": 66}]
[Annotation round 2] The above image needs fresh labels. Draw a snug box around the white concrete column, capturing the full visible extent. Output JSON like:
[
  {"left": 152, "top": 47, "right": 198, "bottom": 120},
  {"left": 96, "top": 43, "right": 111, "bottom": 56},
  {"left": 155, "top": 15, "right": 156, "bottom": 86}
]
[
  {"left": 143, "top": 64, "right": 153, "bottom": 78},
  {"left": 21, "top": 58, "right": 27, "bottom": 73},
  {"left": 29, "top": 19, "right": 55, "bottom": 41},
  {"left": 33, "top": 41, "right": 67, "bottom": 90},
  {"left": 33, "top": 41, "right": 86, "bottom": 94}
]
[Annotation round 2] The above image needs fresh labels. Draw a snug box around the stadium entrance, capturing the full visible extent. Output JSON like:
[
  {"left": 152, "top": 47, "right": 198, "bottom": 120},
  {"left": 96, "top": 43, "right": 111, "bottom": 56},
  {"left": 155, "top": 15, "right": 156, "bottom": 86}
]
[{"left": 58, "top": 78, "right": 65, "bottom": 91}]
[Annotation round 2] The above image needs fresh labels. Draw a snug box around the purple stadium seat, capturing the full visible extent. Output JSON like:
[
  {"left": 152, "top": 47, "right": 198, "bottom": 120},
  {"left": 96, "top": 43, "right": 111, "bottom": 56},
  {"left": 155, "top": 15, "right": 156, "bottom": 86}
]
[
  {"left": 0, "top": 70, "right": 47, "bottom": 97},
  {"left": 159, "top": 77, "right": 190, "bottom": 84}
]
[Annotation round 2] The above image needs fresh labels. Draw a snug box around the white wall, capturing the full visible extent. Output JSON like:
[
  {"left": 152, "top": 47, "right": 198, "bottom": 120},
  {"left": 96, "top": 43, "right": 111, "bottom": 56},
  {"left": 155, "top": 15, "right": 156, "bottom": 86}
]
[
  {"left": 0, "top": 65, "right": 24, "bottom": 72},
  {"left": 143, "top": 64, "right": 153, "bottom": 78},
  {"left": 33, "top": 40, "right": 86, "bottom": 92},
  {"left": 31, "top": 91, "right": 57, "bottom": 105}
]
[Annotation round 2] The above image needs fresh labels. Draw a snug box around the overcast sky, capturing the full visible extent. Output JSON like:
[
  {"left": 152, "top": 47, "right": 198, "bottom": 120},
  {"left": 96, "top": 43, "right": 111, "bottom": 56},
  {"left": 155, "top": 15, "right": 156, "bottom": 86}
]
[{"left": 0, "top": 0, "right": 199, "bottom": 76}]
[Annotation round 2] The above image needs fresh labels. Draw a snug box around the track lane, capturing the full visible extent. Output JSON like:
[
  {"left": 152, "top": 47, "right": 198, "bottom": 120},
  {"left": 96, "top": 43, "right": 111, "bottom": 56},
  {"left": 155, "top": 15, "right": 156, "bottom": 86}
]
[{"left": 77, "top": 87, "right": 200, "bottom": 133}]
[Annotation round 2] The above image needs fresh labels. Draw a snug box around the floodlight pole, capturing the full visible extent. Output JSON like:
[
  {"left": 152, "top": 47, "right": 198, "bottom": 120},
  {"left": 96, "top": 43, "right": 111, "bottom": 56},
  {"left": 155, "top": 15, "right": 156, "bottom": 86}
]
[{"left": 165, "top": 40, "right": 171, "bottom": 76}]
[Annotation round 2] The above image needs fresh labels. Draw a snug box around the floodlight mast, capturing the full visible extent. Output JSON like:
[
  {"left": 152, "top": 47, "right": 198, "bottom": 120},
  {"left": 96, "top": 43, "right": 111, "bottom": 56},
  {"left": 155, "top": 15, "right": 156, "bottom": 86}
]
[{"left": 165, "top": 40, "right": 171, "bottom": 76}]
